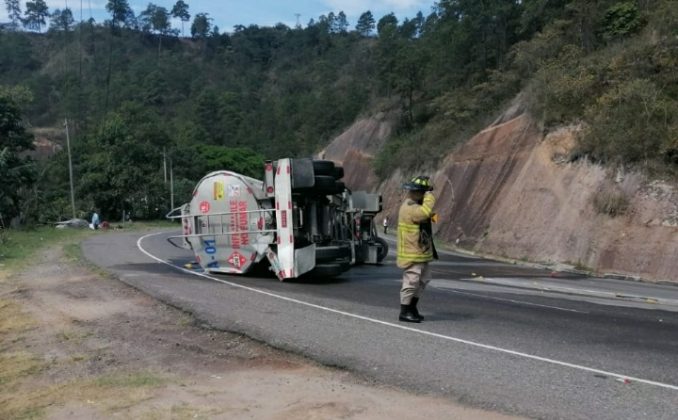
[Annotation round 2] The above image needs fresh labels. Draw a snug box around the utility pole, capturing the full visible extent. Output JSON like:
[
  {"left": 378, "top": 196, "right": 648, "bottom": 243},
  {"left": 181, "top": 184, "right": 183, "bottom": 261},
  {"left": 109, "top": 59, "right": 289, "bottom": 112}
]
[
  {"left": 169, "top": 157, "right": 175, "bottom": 211},
  {"left": 64, "top": 118, "right": 77, "bottom": 219},
  {"left": 163, "top": 147, "right": 167, "bottom": 183},
  {"left": 295, "top": 13, "right": 301, "bottom": 29}
]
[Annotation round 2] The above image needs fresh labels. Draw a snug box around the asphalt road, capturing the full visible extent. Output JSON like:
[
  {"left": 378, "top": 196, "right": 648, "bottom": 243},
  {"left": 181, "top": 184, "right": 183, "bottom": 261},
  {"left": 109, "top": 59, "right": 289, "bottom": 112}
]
[{"left": 83, "top": 230, "right": 678, "bottom": 420}]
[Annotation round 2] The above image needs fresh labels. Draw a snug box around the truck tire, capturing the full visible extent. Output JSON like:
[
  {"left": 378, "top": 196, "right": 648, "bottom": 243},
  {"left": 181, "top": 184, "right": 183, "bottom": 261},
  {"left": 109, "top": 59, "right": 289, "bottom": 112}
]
[
  {"left": 312, "top": 160, "right": 335, "bottom": 176},
  {"left": 316, "top": 244, "right": 351, "bottom": 263},
  {"left": 332, "top": 166, "right": 344, "bottom": 180},
  {"left": 292, "top": 175, "right": 334, "bottom": 194},
  {"left": 294, "top": 176, "right": 344, "bottom": 195},
  {"left": 313, "top": 175, "right": 336, "bottom": 190},
  {"left": 308, "top": 262, "right": 351, "bottom": 278},
  {"left": 333, "top": 181, "right": 346, "bottom": 194},
  {"left": 376, "top": 237, "right": 389, "bottom": 262}
]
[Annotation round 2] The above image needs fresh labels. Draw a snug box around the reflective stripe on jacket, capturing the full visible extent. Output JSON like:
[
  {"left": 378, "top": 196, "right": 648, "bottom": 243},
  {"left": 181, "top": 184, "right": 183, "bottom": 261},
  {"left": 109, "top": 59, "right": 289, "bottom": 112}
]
[{"left": 396, "top": 192, "right": 435, "bottom": 268}]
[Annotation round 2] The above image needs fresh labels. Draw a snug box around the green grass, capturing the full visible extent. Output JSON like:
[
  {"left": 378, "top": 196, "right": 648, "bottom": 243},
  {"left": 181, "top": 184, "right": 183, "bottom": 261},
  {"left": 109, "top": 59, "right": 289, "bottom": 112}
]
[
  {"left": 0, "top": 227, "right": 93, "bottom": 272},
  {"left": 94, "top": 372, "right": 166, "bottom": 388},
  {"left": 105, "top": 219, "right": 178, "bottom": 230},
  {"left": 0, "top": 220, "right": 177, "bottom": 272}
]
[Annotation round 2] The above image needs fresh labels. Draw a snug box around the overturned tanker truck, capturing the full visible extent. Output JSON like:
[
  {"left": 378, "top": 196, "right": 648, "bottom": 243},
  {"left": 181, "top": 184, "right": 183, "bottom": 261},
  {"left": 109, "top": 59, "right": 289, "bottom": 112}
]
[{"left": 168, "top": 158, "right": 388, "bottom": 280}]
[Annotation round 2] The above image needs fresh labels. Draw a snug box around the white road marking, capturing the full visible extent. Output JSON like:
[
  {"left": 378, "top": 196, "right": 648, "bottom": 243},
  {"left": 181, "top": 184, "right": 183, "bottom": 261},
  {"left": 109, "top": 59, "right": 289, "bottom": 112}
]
[
  {"left": 437, "top": 287, "right": 587, "bottom": 313},
  {"left": 137, "top": 232, "right": 678, "bottom": 392}
]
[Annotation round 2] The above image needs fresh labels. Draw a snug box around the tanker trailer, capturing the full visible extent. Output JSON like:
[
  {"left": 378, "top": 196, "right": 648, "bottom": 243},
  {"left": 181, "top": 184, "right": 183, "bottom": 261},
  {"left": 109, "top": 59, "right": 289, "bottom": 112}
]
[{"left": 168, "top": 158, "right": 387, "bottom": 280}]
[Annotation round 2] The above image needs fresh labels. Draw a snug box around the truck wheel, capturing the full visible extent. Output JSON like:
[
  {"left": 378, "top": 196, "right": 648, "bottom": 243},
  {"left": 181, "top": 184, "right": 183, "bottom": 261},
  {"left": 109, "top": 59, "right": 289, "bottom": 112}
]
[
  {"left": 312, "top": 160, "right": 335, "bottom": 176},
  {"left": 311, "top": 175, "right": 340, "bottom": 194},
  {"left": 308, "top": 262, "right": 351, "bottom": 278},
  {"left": 316, "top": 244, "right": 351, "bottom": 263},
  {"left": 332, "top": 181, "right": 346, "bottom": 195},
  {"left": 332, "top": 166, "right": 344, "bottom": 180},
  {"left": 376, "top": 237, "right": 389, "bottom": 262}
]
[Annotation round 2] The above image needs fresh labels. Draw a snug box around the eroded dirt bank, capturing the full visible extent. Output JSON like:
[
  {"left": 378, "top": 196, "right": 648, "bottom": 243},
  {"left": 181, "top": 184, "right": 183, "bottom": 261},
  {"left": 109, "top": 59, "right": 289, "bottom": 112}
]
[
  {"left": 321, "top": 113, "right": 678, "bottom": 282},
  {"left": 0, "top": 241, "right": 518, "bottom": 419}
]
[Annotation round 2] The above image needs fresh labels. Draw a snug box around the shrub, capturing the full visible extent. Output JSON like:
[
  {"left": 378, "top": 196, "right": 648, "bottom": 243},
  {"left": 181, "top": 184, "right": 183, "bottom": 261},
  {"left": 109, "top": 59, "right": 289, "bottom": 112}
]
[
  {"left": 602, "top": 2, "right": 644, "bottom": 40},
  {"left": 592, "top": 187, "right": 630, "bottom": 217},
  {"left": 579, "top": 79, "right": 675, "bottom": 165}
]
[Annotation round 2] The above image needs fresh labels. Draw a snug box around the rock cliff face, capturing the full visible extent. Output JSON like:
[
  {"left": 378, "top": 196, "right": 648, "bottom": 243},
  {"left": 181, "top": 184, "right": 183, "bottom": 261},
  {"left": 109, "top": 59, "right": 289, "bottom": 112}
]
[{"left": 320, "top": 113, "right": 678, "bottom": 282}]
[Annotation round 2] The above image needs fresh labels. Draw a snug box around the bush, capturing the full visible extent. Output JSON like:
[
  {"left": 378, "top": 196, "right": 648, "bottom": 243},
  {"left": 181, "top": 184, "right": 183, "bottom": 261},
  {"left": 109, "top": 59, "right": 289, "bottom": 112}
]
[
  {"left": 579, "top": 79, "right": 675, "bottom": 165},
  {"left": 602, "top": 2, "right": 644, "bottom": 40},
  {"left": 592, "top": 187, "right": 630, "bottom": 217}
]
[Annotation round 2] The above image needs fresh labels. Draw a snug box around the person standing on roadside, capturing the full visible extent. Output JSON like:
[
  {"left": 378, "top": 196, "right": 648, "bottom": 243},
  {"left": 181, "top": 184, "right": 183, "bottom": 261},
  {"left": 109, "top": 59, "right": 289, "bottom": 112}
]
[
  {"left": 396, "top": 176, "right": 438, "bottom": 323},
  {"left": 91, "top": 210, "right": 100, "bottom": 230},
  {"left": 383, "top": 216, "right": 389, "bottom": 234}
]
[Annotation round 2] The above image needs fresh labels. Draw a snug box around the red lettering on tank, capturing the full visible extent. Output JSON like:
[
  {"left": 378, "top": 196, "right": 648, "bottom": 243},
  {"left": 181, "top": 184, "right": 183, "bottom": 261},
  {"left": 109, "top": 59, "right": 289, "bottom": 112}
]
[
  {"left": 229, "top": 201, "right": 239, "bottom": 249},
  {"left": 238, "top": 201, "right": 249, "bottom": 245}
]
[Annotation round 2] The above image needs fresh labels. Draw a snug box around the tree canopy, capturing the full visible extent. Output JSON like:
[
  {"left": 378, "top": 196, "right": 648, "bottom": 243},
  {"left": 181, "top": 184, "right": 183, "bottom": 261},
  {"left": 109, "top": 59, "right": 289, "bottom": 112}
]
[
  {"left": 0, "top": 0, "right": 675, "bottom": 222},
  {"left": 0, "top": 96, "right": 35, "bottom": 225}
]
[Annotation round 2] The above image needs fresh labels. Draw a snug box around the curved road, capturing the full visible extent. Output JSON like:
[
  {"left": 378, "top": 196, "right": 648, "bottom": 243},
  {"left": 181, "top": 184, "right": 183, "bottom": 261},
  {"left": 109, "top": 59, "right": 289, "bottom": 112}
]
[{"left": 83, "top": 230, "right": 678, "bottom": 420}]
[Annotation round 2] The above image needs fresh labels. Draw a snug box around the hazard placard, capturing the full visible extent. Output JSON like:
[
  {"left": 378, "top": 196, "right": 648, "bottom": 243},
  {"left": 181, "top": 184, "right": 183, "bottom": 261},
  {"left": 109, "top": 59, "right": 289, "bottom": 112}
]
[
  {"left": 199, "top": 201, "right": 210, "bottom": 213},
  {"left": 227, "top": 251, "right": 247, "bottom": 268}
]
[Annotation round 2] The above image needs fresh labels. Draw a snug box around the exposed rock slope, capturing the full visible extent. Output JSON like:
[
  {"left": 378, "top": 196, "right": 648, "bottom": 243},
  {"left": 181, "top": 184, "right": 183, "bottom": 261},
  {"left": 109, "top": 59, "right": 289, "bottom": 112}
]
[{"left": 321, "top": 113, "right": 678, "bottom": 282}]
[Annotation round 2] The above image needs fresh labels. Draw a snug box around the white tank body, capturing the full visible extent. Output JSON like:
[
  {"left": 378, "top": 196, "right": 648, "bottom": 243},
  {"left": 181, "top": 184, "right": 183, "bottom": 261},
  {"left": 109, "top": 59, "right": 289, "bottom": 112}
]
[{"left": 187, "top": 171, "right": 273, "bottom": 274}]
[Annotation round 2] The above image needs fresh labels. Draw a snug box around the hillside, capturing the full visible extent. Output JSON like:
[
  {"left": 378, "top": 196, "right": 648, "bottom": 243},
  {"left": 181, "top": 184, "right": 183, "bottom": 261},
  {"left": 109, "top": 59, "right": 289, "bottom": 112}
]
[
  {"left": 322, "top": 109, "right": 678, "bottom": 282},
  {"left": 1, "top": 0, "right": 676, "bottom": 280}
]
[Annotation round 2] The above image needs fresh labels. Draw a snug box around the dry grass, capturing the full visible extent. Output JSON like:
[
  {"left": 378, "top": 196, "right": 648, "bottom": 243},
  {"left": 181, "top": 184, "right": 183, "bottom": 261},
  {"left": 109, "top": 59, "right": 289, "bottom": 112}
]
[
  {"left": 592, "top": 187, "right": 630, "bottom": 217},
  {"left": 139, "top": 403, "right": 225, "bottom": 420},
  {"left": 0, "top": 298, "right": 35, "bottom": 335},
  {"left": 0, "top": 371, "right": 169, "bottom": 419},
  {"left": 0, "top": 228, "right": 174, "bottom": 420},
  {"left": 0, "top": 352, "right": 43, "bottom": 387}
]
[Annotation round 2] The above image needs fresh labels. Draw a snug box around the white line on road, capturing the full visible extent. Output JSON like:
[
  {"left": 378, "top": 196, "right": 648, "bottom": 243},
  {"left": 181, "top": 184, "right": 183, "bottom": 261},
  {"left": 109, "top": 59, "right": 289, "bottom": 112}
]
[
  {"left": 137, "top": 231, "right": 678, "bottom": 392},
  {"left": 437, "top": 287, "right": 587, "bottom": 313}
]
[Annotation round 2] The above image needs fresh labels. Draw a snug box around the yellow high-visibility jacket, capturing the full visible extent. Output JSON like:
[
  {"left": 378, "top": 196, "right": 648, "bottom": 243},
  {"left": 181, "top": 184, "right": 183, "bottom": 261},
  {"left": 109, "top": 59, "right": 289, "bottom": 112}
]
[{"left": 397, "top": 192, "right": 435, "bottom": 268}]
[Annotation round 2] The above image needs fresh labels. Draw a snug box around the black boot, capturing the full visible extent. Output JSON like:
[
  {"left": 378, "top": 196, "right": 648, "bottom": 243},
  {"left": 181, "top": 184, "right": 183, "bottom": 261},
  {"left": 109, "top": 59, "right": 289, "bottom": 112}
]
[
  {"left": 411, "top": 297, "right": 424, "bottom": 321},
  {"left": 399, "top": 304, "right": 420, "bottom": 323}
]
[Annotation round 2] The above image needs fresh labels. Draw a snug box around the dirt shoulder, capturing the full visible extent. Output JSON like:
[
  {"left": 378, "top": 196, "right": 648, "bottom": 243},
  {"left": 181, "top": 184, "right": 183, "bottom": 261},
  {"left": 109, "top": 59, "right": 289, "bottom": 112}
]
[{"left": 0, "top": 235, "right": 520, "bottom": 419}]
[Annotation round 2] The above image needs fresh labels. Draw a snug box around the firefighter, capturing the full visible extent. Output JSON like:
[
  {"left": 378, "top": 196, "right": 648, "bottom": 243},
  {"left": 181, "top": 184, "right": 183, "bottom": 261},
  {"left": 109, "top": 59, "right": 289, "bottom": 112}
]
[{"left": 397, "top": 175, "right": 438, "bottom": 323}]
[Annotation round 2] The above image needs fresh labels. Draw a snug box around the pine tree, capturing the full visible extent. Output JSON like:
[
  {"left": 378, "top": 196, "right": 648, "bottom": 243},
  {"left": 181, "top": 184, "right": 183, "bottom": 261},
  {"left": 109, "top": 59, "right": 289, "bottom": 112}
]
[
  {"left": 171, "top": 0, "right": 190, "bottom": 37},
  {"left": 23, "top": 0, "right": 49, "bottom": 33},
  {"left": 355, "top": 10, "right": 375, "bottom": 36},
  {"left": 4, "top": 0, "right": 21, "bottom": 30}
]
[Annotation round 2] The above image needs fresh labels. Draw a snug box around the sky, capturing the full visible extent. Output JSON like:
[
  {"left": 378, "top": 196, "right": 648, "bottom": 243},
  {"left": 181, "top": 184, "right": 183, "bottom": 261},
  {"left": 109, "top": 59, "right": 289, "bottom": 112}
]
[{"left": 1, "top": 1, "right": 436, "bottom": 33}]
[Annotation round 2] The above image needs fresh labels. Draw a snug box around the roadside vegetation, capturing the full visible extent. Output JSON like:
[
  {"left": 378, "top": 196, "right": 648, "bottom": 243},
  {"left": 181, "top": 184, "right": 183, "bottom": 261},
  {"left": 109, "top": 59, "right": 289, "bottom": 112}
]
[
  {"left": 0, "top": 228, "right": 177, "bottom": 419},
  {"left": 0, "top": 226, "right": 91, "bottom": 270},
  {"left": 0, "top": 0, "right": 676, "bottom": 227}
]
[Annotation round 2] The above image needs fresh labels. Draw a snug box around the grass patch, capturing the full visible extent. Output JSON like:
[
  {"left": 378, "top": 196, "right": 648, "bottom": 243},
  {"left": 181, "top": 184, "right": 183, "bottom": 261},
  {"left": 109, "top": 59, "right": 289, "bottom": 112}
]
[
  {"left": 593, "top": 187, "right": 630, "bottom": 217},
  {"left": 94, "top": 372, "right": 166, "bottom": 388},
  {"left": 573, "top": 260, "right": 594, "bottom": 272},
  {"left": 0, "top": 299, "right": 35, "bottom": 336},
  {"left": 141, "top": 403, "right": 225, "bottom": 420},
  {"left": 0, "top": 227, "right": 93, "bottom": 272},
  {"left": 0, "top": 371, "right": 169, "bottom": 419},
  {"left": 0, "top": 352, "right": 43, "bottom": 387},
  {"left": 0, "top": 224, "right": 177, "bottom": 420},
  {"left": 0, "top": 220, "right": 176, "bottom": 272}
]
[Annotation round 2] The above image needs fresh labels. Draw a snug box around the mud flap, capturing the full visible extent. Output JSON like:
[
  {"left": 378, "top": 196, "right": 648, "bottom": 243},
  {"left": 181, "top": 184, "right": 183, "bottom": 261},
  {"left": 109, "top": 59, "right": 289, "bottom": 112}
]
[{"left": 294, "top": 244, "right": 316, "bottom": 277}]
